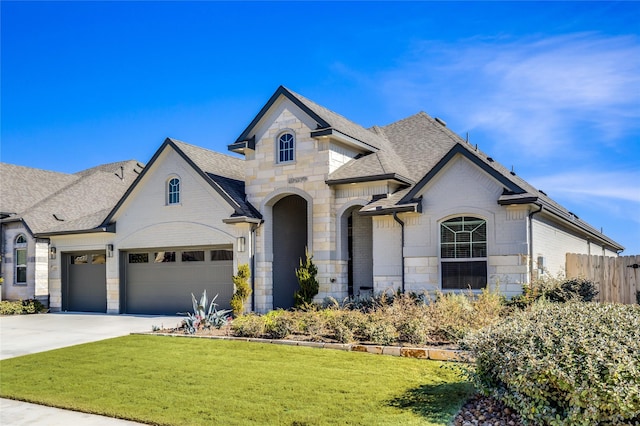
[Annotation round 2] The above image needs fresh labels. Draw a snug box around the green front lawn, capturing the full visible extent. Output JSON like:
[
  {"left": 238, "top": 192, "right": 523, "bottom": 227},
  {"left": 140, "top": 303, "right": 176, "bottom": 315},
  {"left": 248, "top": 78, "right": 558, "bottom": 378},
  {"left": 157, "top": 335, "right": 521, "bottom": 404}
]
[{"left": 0, "top": 335, "right": 473, "bottom": 425}]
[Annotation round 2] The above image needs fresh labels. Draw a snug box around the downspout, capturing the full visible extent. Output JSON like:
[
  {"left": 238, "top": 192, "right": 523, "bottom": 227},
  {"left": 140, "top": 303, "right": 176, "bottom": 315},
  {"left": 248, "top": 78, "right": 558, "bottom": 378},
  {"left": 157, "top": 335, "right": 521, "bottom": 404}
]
[
  {"left": 250, "top": 224, "right": 257, "bottom": 312},
  {"left": 528, "top": 205, "right": 543, "bottom": 279},
  {"left": 392, "top": 212, "right": 405, "bottom": 294}
]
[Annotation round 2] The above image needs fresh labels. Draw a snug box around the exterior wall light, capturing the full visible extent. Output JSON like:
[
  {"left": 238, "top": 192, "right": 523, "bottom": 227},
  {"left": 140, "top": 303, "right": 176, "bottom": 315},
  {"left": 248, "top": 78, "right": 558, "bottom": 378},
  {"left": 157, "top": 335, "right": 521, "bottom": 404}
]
[
  {"left": 107, "top": 244, "right": 114, "bottom": 258},
  {"left": 49, "top": 247, "right": 57, "bottom": 260},
  {"left": 237, "top": 237, "right": 246, "bottom": 253}
]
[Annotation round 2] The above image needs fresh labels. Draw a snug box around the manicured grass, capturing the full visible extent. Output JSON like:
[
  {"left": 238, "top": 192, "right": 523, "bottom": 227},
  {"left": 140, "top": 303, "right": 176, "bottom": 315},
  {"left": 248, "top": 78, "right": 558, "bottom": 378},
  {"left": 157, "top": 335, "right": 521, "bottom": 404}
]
[{"left": 0, "top": 335, "right": 473, "bottom": 425}]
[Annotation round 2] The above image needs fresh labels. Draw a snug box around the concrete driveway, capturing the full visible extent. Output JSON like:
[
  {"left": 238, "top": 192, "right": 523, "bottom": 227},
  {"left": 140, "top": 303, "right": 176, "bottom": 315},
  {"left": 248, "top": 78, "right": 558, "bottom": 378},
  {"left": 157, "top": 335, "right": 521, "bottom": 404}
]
[
  {"left": 0, "top": 312, "right": 181, "bottom": 360},
  {"left": 1, "top": 312, "right": 181, "bottom": 426}
]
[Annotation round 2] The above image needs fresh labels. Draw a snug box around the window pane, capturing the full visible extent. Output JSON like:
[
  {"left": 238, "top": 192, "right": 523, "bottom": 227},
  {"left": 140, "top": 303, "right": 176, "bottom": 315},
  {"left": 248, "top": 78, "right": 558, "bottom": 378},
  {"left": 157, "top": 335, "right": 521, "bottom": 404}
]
[
  {"left": 154, "top": 251, "right": 176, "bottom": 263},
  {"left": 472, "top": 243, "right": 487, "bottom": 258},
  {"left": 442, "top": 261, "right": 487, "bottom": 290},
  {"left": 441, "top": 243, "right": 456, "bottom": 258},
  {"left": 16, "top": 249, "right": 27, "bottom": 265},
  {"left": 168, "top": 178, "right": 180, "bottom": 204},
  {"left": 211, "top": 250, "right": 233, "bottom": 261},
  {"left": 279, "top": 133, "right": 294, "bottom": 162},
  {"left": 92, "top": 254, "right": 106, "bottom": 264},
  {"left": 16, "top": 235, "right": 27, "bottom": 245},
  {"left": 441, "top": 216, "right": 486, "bottom": 259},
  {"left": 129, "top": 253, "right": 149, "bottom": 263},
  {"left": 441, "top": 227, "right": 455, "bottom": 243},
  {"left": 16, "top": 266, "right": 27, "bottom": 283},
  {"left": 457, "top": 243, "right": 471, "bottom": 258},
  {"left": 182, "top": 251, "right": 204, "bottom": 262},
  {"left": 457, "top": 232, "right": 471, "bottom": 243},
  {"left": 71, "top": 254, "right": 88, "bottom": 264}
]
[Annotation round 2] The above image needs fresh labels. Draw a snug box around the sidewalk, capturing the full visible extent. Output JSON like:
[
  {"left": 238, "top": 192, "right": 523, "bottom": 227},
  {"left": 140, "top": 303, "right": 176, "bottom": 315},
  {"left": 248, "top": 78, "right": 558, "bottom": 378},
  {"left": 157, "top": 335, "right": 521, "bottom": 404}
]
[{"left": 0, "top": 399, "right": 147, "bottom": 426}]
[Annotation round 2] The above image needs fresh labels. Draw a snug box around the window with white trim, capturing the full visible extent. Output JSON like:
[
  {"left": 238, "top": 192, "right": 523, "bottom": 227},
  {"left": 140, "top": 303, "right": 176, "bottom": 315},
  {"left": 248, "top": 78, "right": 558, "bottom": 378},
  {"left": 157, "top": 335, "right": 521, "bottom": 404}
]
[
  {"left": 440, "top": 216, "right": 487, "bottom": 290},
  {"left": 167, "top": 177, "right": 180, "bottom": 205},
  {"left": 277, "top": 132, "right": 295, "bottom": 163},
  {"left": 15, "top": 234, "right": 27, "bottom": 284}
]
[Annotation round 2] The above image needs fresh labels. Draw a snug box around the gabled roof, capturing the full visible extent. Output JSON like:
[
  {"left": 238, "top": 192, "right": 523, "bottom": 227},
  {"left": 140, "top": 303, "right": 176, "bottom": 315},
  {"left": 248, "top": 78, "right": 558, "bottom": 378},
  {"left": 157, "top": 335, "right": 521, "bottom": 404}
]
[
  {"left": 339, "top": 112, "right": 622, "bottom": 250},
  {"left": 1, "top": 161, "right": 141, "bottom": 236},
  {"left": 230, "top": 86, "right": 388, "bottom": 153},
  {"left": 103, "top": 138, "right": 261, "bottom": 226}
]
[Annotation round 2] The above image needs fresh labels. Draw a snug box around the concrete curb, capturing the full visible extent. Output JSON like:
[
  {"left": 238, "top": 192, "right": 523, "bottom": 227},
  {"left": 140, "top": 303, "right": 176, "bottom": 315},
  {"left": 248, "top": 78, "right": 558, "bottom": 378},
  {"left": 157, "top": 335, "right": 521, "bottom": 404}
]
[{"left": 135, "top": 332, "right": 469, "bottom": 362}]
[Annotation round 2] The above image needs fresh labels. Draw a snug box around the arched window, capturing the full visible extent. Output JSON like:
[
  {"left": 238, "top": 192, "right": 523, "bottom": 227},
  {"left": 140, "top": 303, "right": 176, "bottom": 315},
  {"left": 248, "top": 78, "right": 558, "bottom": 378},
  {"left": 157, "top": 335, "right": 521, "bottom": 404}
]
[
  {"left": 167, "top": 177, "right": 180, "bottom": 205},
  {"left": 15, "top": 234, "right": 27, "bottom": 284},
  {"left": 440, "top": 216, "right": 487, "bottom": 290},
  {"left": 277, "top": 132, "right": 295, "bottom": 163}
]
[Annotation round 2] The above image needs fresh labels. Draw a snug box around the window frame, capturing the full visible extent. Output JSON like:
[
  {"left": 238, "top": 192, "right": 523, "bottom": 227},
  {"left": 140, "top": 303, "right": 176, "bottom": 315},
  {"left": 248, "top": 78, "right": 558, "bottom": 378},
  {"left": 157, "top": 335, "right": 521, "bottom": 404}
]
[
  {"left": 167, "top": 176, "right": 181, "bottom": 205},
  {"left": 439, "top": 216, "right": 488, "bottom": 291},
  {"left": 14, "top": 234, "right": 27, "bottom": 285},
  {"left": 276, "top": 131, "right": 295, "bottom": 164}
]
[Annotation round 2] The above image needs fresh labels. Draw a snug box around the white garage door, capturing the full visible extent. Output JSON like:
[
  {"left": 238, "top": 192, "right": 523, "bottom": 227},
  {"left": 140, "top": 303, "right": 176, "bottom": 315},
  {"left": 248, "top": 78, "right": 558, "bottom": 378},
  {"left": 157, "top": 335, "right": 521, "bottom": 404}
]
[{"left": 123, "top": 246, "right": 234, "bottom": 315}]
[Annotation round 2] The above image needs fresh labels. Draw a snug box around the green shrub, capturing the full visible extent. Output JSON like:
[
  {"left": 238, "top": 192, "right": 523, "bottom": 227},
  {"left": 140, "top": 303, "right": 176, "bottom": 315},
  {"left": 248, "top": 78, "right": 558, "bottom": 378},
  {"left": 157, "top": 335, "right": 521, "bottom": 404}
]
[
  {"left": 230, "top": 264, "right": 251, "bottom": 317},
  {"left": 264, "top": 310, "right": 294, "bottom": 339},
  {"left": 230, "top": 314, "right": 265, "bottom": 337},
  {"left": 545, "top": 277, "right": 598, "bottom": 303},
  {"left": 362, "top": 313, "right": 398, "bottom": 345},
  {"left": 509, "top": 276, "right": 599, "bottom": 308},
  {"left": 294, "top": 249, "right": 319, "bottom": 308},
  {"left": 0, "top": 299, "right": 47, "bottom": 315},
  {"left": 462, "top": 302, "right": 640, "bottom": 425}
]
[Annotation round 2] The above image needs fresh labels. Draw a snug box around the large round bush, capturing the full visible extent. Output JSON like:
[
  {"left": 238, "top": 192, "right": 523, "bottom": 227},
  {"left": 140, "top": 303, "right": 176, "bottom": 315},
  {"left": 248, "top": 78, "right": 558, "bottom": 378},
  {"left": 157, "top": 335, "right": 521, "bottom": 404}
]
[{"left": 462, "top": 302, "right": 640, "bottom": 425}]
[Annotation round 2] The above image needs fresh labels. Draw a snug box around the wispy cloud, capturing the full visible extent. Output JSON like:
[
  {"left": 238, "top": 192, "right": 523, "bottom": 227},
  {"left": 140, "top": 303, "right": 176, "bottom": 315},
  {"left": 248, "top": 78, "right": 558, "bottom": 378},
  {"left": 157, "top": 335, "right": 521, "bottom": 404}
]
[
  {"left": 529, "top": 170, "right": 640, "bottom": 204},
  {"left": 342, "top": 33, "right": 640, "bottom": 158}
]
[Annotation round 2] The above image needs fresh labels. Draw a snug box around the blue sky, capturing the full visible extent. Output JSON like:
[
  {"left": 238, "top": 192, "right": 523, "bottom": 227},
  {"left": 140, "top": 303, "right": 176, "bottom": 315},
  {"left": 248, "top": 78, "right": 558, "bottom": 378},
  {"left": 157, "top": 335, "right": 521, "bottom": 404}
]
[{"left": 2, "top": 1, "right": 639, "bottom": 254}]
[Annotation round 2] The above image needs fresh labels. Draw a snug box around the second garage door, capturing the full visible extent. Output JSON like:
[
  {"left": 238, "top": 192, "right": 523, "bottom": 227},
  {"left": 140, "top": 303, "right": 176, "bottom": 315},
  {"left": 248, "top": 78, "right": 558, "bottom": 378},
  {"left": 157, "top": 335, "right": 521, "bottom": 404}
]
[{"left": 122, "top": 246, "right": 234, "bottom": 315}]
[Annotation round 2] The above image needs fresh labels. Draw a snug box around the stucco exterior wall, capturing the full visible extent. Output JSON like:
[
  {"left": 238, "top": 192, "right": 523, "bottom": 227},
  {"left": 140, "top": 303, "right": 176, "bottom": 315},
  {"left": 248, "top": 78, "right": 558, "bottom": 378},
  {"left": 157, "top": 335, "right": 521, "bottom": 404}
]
[{"left": 530, "top": 214, "right": 613, "bottom": 278}]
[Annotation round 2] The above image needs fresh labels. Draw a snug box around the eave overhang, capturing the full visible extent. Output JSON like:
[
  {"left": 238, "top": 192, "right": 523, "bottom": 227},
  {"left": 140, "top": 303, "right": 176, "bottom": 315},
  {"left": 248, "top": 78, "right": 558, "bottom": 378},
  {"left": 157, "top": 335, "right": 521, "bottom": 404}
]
[
  {"left": 310, "top": 128, "right": 379, "bottom": 152},
  {"left": 358, "top": 201, "right": 422, "bottom": 217},
  {"left": 227, "top": 136, "right": 256, "bottom": 155},
  {"left": 35, "top": 222, "right": 116, "bottom": 238},
  {"left": 495, "top": 196, "right": 624, "bottom": 251},
  {"left": 326, "top": 173, "right": 414, "bottom": 187},
  {"left": 222, "top": 216, "right": 263, "bottom": 225},
  {"left": 497, "top": 193, "right": 539, "bottom": 205}
]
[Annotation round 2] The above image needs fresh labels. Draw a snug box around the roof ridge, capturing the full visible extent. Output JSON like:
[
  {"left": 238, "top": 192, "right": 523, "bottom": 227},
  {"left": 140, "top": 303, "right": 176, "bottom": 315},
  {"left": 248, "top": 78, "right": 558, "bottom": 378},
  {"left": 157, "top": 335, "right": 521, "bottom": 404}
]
[
  {"left": 0, "top": 162, "right": 74, "bottom": 177},
  {"left": 170, "top": 138, "right": 245, "bottom": 162}
]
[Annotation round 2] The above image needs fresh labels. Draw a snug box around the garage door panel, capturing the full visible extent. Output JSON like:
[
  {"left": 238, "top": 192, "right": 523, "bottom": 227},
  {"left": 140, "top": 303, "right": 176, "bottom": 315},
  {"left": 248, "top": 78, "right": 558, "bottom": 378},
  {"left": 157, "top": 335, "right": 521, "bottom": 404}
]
[
  {"left": 125, "top": 249, "right": 233, "bottom": 315},
  {"left": 65, "top": 253, "right": 107, "bottom": 313}
]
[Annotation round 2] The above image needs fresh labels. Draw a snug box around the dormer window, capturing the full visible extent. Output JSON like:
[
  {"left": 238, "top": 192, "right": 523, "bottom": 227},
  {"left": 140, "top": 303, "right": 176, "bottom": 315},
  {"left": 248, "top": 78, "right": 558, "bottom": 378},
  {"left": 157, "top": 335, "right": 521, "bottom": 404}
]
[
  {"left": 167, "top": 177, "right": 180, "bottom": 205},
  {"left": 277, "top": 132, "right": 295, "bottom": 163}
]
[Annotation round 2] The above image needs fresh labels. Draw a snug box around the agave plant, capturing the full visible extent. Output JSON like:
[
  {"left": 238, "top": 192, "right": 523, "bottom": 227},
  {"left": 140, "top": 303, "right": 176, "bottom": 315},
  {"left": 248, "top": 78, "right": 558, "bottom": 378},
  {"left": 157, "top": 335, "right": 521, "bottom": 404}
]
[{"left": 179, "top": 290, "right": 231, "bottom": 334}]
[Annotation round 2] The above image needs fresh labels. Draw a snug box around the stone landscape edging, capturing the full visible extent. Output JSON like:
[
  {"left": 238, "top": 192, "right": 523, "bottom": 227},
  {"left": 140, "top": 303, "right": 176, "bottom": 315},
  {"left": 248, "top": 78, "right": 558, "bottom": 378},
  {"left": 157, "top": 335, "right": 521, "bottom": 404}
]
[{"left": 135, "top": 332, "right": 469, "bottom": 362}]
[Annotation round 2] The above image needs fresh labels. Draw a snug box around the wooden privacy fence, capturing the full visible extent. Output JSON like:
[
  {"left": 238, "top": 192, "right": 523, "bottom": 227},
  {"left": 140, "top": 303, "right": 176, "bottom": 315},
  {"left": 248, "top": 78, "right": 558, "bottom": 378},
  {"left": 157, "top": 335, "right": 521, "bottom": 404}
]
[{"left": 566, "top": 253, "right": 640, "bottom": 304}]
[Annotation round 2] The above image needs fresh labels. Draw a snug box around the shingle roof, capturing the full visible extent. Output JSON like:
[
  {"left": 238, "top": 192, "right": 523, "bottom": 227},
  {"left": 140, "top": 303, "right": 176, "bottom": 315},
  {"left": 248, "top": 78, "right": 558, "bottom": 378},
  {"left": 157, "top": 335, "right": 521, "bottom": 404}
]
[
  {"left": 0, "top": 163, "right": 78, "bottom": 216},
  {"left": 284, "top": 88, "right": 389, "bottom": 150},
  {"left": 18, "top": 160, "right": 141, "bottom": 235},
  {"left": 171, "top": 139, "right": 245, "bottom": 181},
  {"left": 169, "top": 139, "right": 261, "bottom": 220}
]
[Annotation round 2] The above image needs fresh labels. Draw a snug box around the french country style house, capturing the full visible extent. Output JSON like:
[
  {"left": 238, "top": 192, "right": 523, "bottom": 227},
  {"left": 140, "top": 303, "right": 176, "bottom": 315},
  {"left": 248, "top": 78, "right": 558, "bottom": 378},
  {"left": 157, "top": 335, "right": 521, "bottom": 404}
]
[{"left": 0, "top": 86, "right": 623, "bottom": 314}]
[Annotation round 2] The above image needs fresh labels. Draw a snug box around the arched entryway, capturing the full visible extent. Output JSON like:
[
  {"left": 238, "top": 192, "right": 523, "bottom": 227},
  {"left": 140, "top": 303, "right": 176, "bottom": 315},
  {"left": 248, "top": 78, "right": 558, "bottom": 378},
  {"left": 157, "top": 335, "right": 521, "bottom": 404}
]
[
  {"left": 272, "top": 195, "right": 308, "bottom": 309},
  {"left": 342, "top": 206, "right": 373, "bottom": 297}
]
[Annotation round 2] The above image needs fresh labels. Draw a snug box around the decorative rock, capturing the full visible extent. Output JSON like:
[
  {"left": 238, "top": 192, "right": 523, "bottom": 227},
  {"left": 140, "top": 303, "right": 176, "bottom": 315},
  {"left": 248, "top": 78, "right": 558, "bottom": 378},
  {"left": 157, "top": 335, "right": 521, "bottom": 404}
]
[{"left": 453, "top": 396, "right": 524, "bottom": 426}]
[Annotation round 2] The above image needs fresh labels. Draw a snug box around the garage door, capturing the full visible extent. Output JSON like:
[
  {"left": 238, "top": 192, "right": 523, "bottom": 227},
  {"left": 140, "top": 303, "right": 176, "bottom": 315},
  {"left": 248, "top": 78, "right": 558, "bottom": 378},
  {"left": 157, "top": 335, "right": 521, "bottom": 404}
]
[
  {"left": 63, "top": 252, "right": 107, "bottom": 313},
  {"left": 122, "top": 247, "right": 234, "bottom": 315}
]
